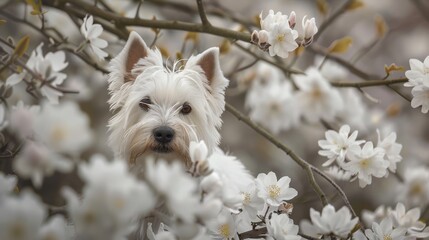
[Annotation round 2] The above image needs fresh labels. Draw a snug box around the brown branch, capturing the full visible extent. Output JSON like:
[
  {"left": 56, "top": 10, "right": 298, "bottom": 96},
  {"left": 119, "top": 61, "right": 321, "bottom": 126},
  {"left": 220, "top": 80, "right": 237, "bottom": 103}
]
[
  {"left": 238, "top": 227, "right": 267, "bottom": 239},
  {"left": 196, "top": 0, "right": 211, "bottom": 26},
  {"left": 331, "top": 78, "right": 408, "bottom": 88},
  {"left": 43, "top": 0, "right": 251, "bottom": 42},
  {"left": 411, "top": 0, "right": 429, "bottom": 22},
  {"left": 234, "top": 43, "right": 305, "bottom": 75},
  {"left": 225, "top": 103, "right": 359, "bottom": 218},
  {"left": 308, "top": 45, "right": 378, "bottom": 79},
  {"left": 313, "top": 0, "right": 355, "bottom": 41}
]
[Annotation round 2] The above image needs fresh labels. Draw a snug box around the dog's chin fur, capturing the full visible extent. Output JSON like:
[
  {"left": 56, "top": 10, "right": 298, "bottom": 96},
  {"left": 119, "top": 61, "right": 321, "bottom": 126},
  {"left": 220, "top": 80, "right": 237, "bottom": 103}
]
[{"left": 107, "top": 31, "right": 229, "bottom": 171}]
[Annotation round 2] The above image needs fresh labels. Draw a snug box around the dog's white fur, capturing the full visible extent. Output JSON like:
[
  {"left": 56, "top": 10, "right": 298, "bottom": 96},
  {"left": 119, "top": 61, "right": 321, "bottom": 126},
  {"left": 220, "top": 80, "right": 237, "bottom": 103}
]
[
  {"left": 107, "top": 32, "right": 254, "bottom": 238},
  {"left": 107, "top": 32, "right": 229, "bottom": 169}
]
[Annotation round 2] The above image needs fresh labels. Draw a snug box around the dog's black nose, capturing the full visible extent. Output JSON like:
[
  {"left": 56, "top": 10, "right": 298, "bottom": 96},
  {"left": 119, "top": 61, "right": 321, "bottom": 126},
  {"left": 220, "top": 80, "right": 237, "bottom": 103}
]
[{"left": 153, "top": 126, "right": 175, "bottom": 144}]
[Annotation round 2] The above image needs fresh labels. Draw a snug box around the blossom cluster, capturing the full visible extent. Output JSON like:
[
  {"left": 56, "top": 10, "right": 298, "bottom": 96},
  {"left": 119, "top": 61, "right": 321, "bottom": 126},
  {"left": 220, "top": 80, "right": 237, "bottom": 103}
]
[
  {"left": 0, "top": 141, "right": 304, "bottom": 240},
  {"left": 4, "top": 140, "right": 422, "bottom": 240},
  {"left": 251, "top": 10, "right": 318, "bottom": 58},
  {"left": 357, "top": 202, "right": 429, "bottom": 239},
  {"left": 318, "top": 124, "right": 402, "bottom": 188},
  {"left": 242, "top": 60, "right": 366, "bottom": 134},
  {"left": 404, "top": 56, "right": 429, "bottom": 113},
  {"left": 8, "top": 101, "right": 93, "bottom": 187}
]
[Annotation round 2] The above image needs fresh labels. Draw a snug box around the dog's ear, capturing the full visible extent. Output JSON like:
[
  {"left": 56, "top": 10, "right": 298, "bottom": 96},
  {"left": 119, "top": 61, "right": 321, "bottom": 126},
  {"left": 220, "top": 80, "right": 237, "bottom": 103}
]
[
  {"left": 185, "top": 47, "right": 229, "bottom": 95},
  {"left": 107, "top": 31, "right": 150, "bottom": 109},
  {"left": 185, "top": 47, "right": 229, "bottom": 118}
]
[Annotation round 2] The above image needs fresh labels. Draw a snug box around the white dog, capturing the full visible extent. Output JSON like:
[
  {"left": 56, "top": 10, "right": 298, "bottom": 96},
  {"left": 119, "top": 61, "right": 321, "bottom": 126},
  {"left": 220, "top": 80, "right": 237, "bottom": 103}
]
[
  {"left": 107, "top": 31, "right": 230, "bottom": 171},
  {"left": 106, "top": 32, "right": 254, "bottom": 238}
]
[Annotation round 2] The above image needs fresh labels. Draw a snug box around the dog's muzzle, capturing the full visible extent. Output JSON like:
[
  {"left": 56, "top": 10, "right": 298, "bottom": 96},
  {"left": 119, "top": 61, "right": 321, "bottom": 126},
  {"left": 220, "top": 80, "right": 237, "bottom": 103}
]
[{"left": 152, "top": 126, "right": 175, "bottom": 153}]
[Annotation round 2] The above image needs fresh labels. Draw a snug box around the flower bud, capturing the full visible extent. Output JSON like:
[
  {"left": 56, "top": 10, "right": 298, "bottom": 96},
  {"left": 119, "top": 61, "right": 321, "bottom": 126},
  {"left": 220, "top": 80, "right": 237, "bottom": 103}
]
[
  {"left": 251, "top": 30, "right": 259, "bottom": 44},
  {"left": 302, "top": 16, "right": 318, "bottom": 40},
  {"left": 258, "top": 30, "right": 269, "bottom": 46},
  {"left": 288, "top": 11, "right": 296, "bottom": 29}
]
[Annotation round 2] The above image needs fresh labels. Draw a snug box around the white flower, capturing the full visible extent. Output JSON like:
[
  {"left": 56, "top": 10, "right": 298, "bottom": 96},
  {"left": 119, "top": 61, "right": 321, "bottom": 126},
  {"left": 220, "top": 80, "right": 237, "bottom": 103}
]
[
  {"left": 189, "top": 140, "right": 208, "bottom": 163},
  {"left": 294, "top": 67, "right": 343, "bottom": 123},
  {"left": 0, "top": 192, "right": 47, "bottom": 240},
  {"left": 81, "top": 15, "right": 108, "bottom": 61},
  {"left": 376, "top": 130, "right": 402, "bottom": 173},
  {"left": 337, "top": 89, "right": 367, "bottom": 131},
  {"left": 14, "top": 141, "right": 73, "bottom": 188},
  {"left": 26, "top": 43, "right": 68, "bottom": 104},
  {"left": 389, "top": 203, "right": 429, "bottom": 238},
  {"left": 267, "top": 214, "right": 301, "bottom": 240},
  {"left": 189, "top": 140, "right": 211, "bottom": 176},
  {"left": 301, "top": 16, "right": 318, "bottom": 40},
  {"left": 256, "top": 171, "right": 298, "bottom": 207},
  {"left": 410, "top": 85, "right": 429, "bottom": 113},
  {"left": 244, "top": 62, "right": 282, "bottom": 106},
  {"left": 240, "top": 182, "right": 265, "bottom": 221},
  {"left": 343, "top": 142, "right": 388, "bottom": 188},
  {"left": 207, "top": 209, "right": 238, "bottom": 240},
  {"left": 317, "top": 56, "right": 349, "bottom": 82},
  {"left": 404, "top": 56, "right": 429, "bottom": 88},
  {"left": 248, "top": 81, "right": 300, "bottom": 133},
  {"left": 309, "top": 204, "right": 358, "bottom": 238},
  {"left": 404, "top": 56, "right": 429, "bottom": 113},
  {"left": 318, "top": 124, "right": 365, "bottom": 167},
  {"left": 364, "top": 217, "right": 407, "bottom": 240},
  {"left": 9, "top": 101, "right": 40, "bottom": 139},
  {"left": 324, "top": 166, "right": 352, "bottom": 181},
  {"left": 267, "top": 23, "right": 299, "bottom": 58},
  {"left": 397, "top": 167, "right": 429, "bottom": 207},
  {"left": 0, "top": 173, "right": 17, "bottom": 201},
  {"left": 260, "top": 10, "right": 298, "bottom": 58},
  {"left": 64, "top": 155, "right": 155, "bottom": 240},
  {"left": 38, "top": 215, "right": 69, "bottom": 240},
  {"left": 5, "top": 72, "right": 25, "bottom": 86},
  {"left": 362, "top": 205, "right": 389, "bottom": 227},
  {"left": 35, "top": 101, "right": 93, "bottom": 156},
  {"left": 260, "top": 10, "right": 289, "bottom": 32},
  {"left": 146, "top": 159, "right": 199, "bottom": 222}
]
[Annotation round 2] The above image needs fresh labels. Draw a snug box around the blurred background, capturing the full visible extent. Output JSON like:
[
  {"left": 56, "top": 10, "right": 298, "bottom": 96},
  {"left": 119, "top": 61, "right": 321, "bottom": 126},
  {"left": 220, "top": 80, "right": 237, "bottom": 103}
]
[{"left": 1, "top": 0, "right": 429, "bottom": 223}]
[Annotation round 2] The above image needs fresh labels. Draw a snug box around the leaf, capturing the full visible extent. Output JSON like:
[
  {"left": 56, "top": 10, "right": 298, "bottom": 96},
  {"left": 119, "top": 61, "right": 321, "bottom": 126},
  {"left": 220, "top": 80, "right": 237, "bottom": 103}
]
[
  {"left": 386, "top": 103, "right": 401, "bottom": 117},
  {"left": 26, "top": 0, "right": 43, "bottom": 15},
  {"left": 294, "top": 46, "right": 305, "bottom": 56},
  {"left": 328, "top": 36, "right": 353, "bottom": 54},
  {"left": 375, "top": 15, "right": 388, "bottom": 38},
  {"left": 347, "top": 0, "right": 365, "bottom": 11},
  {"left": 384, "top": 63, "right": 404, "bottom": 76},
  {"left": 158, "top": 46, "right": 169, "bottom": 58},
  {"left": 219, "top": 39, "right": 231, "bottom": 55},
  {"left": 184, "top": 32, "right": 199, "bottom": 42},
  {"left": 13, "top": 35, "right": 30, "bottom": 58},
  {"left": 316, "top": 0, "right": 329, "bottom": 16},
  {"left": 0, "top": 20, "right": 6, "bottom": 26}
]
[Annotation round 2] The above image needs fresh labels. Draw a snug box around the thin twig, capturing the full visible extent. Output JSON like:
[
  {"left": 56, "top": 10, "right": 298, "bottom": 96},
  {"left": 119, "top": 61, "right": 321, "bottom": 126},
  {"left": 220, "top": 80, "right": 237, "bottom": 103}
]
[
  {"left": 196, "top": 0, "right": 211, "bottom": 26},
  {"left": 43, "top": 0, "right": 250, "bottom": 42},
  {"left": 225, "top": 103, "right": 357, "bottom": 218},
  {"left": 313, "top": 0, "right": 355, "bottom": 41},
  {"left": 331, "top": 78, "right": 408, "bottom": 88},
  {"left": 234, "top": 43, "right": 304, "bottom": 75}
]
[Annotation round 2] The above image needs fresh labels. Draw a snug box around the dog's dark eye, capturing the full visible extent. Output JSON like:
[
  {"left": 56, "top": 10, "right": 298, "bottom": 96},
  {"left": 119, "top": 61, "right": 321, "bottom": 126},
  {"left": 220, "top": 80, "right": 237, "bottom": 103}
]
[
  {"left": 181, "top": 103, "right": 192, "bottom": 115},
  {"left": 139, "top": 97, "right": 151, "bottom": 111}
]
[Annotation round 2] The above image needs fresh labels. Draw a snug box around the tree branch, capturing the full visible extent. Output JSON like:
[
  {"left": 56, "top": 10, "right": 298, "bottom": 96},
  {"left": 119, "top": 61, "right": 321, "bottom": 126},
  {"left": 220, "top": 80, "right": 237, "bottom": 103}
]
[
  {"left": 196, "top": 0, "right": 211, "bottom": 26},
  {"left": 314, "top": 0, "right": 355, "bottom": 41},
  {"left": 331, "top": 78, "right": 408, "bottom": 88},
  {"left": 225, "top": 103, "right": 357, "bottom": 218},
  {"left": 43, "top": 0, "right": 251, "bottom": 42}
]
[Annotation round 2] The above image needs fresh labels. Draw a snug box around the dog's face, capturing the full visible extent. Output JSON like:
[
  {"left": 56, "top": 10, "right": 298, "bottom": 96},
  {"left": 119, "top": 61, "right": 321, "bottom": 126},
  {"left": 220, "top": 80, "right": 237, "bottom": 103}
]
[{"left": 107, "top": 32, "right": 229, "bottom": 167}]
